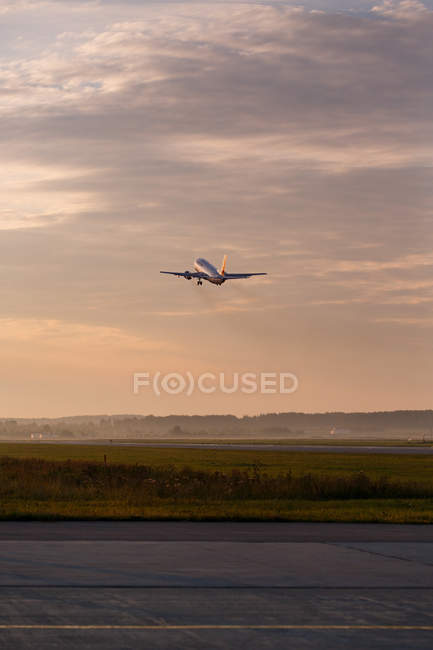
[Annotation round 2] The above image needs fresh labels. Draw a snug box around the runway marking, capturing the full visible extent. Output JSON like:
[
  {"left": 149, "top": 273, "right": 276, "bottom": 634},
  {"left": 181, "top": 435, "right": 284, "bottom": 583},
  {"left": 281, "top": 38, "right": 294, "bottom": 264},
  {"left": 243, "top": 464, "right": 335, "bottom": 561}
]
[{"left": 0, "top": 625, "right": 432, "bottom": 631}]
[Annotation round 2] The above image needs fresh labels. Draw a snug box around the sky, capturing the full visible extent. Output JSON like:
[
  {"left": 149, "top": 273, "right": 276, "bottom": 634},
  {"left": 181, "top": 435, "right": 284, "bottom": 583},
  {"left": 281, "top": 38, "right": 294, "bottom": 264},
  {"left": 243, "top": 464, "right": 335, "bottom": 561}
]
[{"left": 0, "top": 0, "right": 432, "bottom": 417}]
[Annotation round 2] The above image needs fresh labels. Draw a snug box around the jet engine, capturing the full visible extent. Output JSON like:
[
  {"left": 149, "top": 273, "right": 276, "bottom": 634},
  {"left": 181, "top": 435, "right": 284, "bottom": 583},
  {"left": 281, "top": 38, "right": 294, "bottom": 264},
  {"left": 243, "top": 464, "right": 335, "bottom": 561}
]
[{"left": 184, "top": 271, "right": 192, "bottom": 280}]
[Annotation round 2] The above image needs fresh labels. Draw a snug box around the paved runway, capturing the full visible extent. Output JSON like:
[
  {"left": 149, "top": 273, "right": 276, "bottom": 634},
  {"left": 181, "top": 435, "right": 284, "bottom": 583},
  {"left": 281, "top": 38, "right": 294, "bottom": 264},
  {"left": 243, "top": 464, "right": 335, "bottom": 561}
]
[
  {"left": 0, "top": 523, "right": 432, "bottom": 649},
  {"left": 12, "top": 439, "right": 433, "bottom": 454},
  {"left": 130, "top": 442, "right": 433, "bottom": 454}
]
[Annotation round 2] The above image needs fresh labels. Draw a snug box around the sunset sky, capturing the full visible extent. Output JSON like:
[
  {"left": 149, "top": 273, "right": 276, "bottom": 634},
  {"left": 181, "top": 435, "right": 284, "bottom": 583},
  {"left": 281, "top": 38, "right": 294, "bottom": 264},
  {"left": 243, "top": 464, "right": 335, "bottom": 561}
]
[{"left": 0, "top": 0, "right": 432, "bottom": 417}]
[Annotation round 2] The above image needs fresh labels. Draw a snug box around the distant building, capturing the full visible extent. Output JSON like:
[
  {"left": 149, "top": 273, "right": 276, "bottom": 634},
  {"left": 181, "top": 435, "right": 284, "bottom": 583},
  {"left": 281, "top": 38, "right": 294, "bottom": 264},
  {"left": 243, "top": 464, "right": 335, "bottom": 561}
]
[{"left": 330, "top": 427, "right": 352, "bottom": 435}]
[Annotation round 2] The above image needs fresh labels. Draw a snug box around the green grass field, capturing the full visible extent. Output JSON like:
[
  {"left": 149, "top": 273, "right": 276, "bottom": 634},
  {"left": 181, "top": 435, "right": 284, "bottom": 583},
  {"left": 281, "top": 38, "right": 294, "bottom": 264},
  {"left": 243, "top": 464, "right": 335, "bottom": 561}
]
[
  {"left": 0, "top": 443, "right": 432, "bottom": 522},
  {"left": 1, "top": 442, "right": 432, "bottom": 481}
]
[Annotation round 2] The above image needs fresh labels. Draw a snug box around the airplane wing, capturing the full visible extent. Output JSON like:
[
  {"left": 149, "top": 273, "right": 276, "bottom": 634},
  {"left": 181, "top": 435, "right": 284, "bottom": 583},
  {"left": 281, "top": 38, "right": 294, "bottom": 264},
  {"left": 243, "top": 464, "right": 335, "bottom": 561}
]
[
  {"left": 223, "top": 273, "right": 267, "bottom": 279},
  {"left": 160, "top": 271, "right": 207, "bottom": 278}
]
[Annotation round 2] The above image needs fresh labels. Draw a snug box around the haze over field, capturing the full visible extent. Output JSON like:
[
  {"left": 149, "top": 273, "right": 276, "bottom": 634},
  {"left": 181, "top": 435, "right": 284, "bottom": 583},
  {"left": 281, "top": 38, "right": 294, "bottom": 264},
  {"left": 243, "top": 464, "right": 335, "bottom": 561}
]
[
  {"left": 0, "top": 410, "right": 432, "bottom": 441},
  {"left": 0, "top": 0, "right": 432, "bottom": 416}
]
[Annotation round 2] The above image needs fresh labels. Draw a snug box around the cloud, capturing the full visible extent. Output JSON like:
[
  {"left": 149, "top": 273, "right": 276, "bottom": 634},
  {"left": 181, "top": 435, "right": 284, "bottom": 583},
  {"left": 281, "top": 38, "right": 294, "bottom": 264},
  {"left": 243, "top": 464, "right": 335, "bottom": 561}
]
[
  {"left": 0, "top": 1, "right": 48, "bottom": 14},
  {"left": 371, "top": 0, "right": 429, "bottom": 20},
  {"left": 0, "top": 163, "right": 101, "bottom": 229},
  {"left": 306, "top": 251, "right": 433, "bottom": 277},
  {"left": 0, "top": 317, "right": 169, "bottom": 351},
  {"left": 1, "top": 4, "right": 431, "bottom": 233}
]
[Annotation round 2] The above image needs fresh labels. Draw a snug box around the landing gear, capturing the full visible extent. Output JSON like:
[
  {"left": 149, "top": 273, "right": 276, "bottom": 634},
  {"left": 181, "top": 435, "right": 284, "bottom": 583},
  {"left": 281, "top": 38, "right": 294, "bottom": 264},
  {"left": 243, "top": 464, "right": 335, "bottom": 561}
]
[{"left": 197, "top": 279, "right": 203, "bottom": 286}]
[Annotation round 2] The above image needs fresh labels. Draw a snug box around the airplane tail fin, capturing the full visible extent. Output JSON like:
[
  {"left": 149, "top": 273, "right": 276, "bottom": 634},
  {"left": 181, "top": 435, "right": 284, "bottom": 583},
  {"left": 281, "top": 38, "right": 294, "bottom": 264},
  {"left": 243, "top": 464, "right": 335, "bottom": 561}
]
[{"left": 219, "top": 254, "right": 227, "bottom": 276}]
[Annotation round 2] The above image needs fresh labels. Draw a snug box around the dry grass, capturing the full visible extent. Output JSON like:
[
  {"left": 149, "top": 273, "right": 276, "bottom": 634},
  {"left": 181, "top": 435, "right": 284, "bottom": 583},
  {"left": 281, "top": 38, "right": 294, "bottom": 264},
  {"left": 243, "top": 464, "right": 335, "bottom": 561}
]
[{"left": 0, "top": 455, "right": 433, "bottom": 522}]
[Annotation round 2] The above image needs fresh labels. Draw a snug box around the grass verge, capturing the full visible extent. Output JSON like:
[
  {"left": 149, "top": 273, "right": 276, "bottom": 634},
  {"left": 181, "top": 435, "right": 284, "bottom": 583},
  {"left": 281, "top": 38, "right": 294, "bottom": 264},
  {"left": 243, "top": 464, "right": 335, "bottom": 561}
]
[
  {"left": 1, "top": 498, "right": 431, "bottom": 523},
  {"left": 0, "top": 453, "right": 432, "bottom": 522}
]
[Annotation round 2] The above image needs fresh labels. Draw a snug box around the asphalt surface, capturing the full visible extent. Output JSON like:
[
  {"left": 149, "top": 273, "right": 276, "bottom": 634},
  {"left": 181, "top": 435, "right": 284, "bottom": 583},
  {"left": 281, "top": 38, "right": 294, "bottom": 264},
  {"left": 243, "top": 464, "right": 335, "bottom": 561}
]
[
  {"left": 0, "top": 523, "right": 432, "bottom": 649},
  {"left": 10, "top": 440, "right": 433, "bottom": 454},
  {"left": 129, "top": 443, "right": 433, "bottom": 454}
]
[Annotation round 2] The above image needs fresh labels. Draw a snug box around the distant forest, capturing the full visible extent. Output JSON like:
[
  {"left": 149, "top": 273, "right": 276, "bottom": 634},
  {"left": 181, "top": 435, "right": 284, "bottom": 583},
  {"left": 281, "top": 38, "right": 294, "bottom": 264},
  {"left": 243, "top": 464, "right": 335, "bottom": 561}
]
[{"left": 0, "top": 410, "right": 432, "bottom": 440}]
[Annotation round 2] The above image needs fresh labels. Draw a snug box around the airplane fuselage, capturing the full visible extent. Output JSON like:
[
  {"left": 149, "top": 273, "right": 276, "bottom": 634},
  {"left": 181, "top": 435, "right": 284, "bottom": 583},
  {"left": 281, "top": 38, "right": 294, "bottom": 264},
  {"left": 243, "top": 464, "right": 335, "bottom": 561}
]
[{"left": 194, "top": 258, "right": 225, "bottom": 284}]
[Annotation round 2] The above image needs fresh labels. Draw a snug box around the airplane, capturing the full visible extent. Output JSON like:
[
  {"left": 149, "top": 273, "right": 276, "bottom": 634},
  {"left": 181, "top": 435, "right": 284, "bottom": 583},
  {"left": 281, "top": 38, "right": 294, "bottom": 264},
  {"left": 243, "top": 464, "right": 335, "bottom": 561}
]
[{"left": 160, "top": 255, "right": 267, "bottom": 286}]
